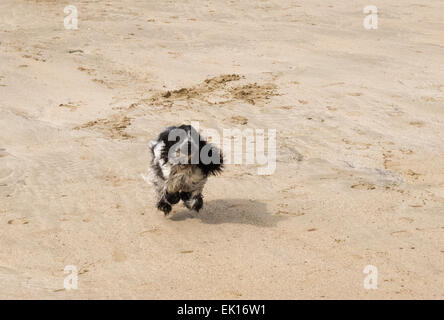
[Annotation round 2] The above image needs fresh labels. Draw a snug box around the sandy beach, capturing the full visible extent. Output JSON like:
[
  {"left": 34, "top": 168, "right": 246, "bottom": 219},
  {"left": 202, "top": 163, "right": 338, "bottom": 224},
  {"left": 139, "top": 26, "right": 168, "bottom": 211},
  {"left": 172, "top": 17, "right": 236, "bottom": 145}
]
[{"left": 0, "top": 0, "right": 443, "bottom": 299}]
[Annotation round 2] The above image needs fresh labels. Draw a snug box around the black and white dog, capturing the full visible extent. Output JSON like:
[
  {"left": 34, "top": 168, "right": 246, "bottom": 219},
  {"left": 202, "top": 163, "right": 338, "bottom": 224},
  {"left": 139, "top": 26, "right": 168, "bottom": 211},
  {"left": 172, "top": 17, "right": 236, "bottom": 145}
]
[{"left": 147, "top": 125, "right": 223, "bottom": 215}]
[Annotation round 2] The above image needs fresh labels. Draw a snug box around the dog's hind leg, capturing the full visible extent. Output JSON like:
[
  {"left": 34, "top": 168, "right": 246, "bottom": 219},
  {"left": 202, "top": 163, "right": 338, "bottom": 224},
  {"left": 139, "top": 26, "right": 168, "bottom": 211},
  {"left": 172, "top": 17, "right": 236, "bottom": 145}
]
[
  {"left": 156, "top": 177, "right": 183, "bottom": 215},
  {"left": 183, "top": 190, "right": 204, "bottom": 212},
  {"left": 157, "top": 199, "right": 171, "bottom": 215},
  {"left": 182, "top": 178, "right": 206, "bottom": 212}
]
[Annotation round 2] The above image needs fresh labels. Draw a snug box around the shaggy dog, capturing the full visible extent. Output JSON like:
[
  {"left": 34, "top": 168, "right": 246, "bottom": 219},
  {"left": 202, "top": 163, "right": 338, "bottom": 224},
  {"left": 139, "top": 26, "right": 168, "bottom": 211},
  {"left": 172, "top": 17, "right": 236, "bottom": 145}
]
[{"left": 147, "top": 125, "right": 223, "bottom": 215}]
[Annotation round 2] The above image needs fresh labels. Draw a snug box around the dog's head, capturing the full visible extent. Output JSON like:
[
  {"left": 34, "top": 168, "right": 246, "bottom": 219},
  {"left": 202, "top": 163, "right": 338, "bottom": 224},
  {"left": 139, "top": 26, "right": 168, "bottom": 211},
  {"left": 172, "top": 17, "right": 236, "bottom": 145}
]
[{"left": 157, "top": 125, "right": 223, "bottom": 176}]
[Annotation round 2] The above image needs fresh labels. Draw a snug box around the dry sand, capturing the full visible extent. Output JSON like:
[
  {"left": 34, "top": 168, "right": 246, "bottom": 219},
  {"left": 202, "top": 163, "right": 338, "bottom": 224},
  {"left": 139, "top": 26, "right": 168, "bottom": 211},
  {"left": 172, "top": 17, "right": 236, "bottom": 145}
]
[{"left": 0, "top": 0, "right": 443, "bottom": 299}]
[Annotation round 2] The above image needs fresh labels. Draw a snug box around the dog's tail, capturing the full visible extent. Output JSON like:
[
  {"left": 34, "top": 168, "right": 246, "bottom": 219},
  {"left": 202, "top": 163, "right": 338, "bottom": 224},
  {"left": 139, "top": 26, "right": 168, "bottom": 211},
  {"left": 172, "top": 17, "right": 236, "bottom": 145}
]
[
  {"left": 144, "top": 139, "right": 159, "bottom": 186},
  {"left": 141, "top": 172, "right": 151, "bottom": 185},
  {"left": 148, "top": 139, "right": 157, "bottom": 151}
]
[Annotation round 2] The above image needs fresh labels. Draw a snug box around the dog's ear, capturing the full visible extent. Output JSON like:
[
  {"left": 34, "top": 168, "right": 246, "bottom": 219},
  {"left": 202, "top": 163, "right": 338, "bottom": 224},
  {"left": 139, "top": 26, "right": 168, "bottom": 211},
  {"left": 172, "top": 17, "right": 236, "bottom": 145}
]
[
  {"left": 199, "top": 144, "right": 223, "bottom": 176},
  {"left": 157, "top": 126, "right": 183, "bottom": 162}
]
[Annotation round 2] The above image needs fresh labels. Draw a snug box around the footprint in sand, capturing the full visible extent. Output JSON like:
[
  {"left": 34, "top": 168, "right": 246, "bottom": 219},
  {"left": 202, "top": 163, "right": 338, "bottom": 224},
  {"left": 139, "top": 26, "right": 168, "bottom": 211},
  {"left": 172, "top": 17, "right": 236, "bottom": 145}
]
[
  {"left": 74, "top": 114, "right": 134, "bottom": 140},
  {"left": 230, "top": 116, "right": 248, "bottom": 125},
  {"left": 112, "top": 248, "right": 127, "bottom": 262},
  {"left": 59, "top": 101, "right": 81, "bottom": 112},
  {"left": 351, "top": 182, "right": 376, "bottom": 190},
  {"left": 322, "top": 82, "right": 344, "bottom": 87},
  {"left": 168, "top": 51, "right": 181, "bottom": 58},
  {"left": 7, "top": 218, "right": 29, "bottom": 225},
  {"left": 77, "top": 66, "right": 96, "bottom": 75},
  {"left": 275, "top": 210, "right": 305, "bottom": 217},
  {"left": 421, "top": 96, "right": 437, "bottom": 103},
  {"left": 399, "top": 217, "right": 414, "bottom": 223},
  {"left": 406, "top": 169, "right": 421, "bottom": 180},
  {"left": 229, "top": 290, "right": 243, "bottom": 297},
  {"left": 390, "top": 230, "right": 412, "bottom": 237},
  {"left": 0, "top": 148, "right": 8, "bottom": 158},
  {"left": 409, "top": 121, "right": 425, "bottom": 128}
]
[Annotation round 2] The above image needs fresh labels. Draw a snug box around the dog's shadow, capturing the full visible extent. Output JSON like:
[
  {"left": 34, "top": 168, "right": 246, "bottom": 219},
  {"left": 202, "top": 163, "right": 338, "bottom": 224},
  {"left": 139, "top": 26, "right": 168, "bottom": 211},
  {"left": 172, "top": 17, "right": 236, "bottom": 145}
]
[{"left": 169, "top": 198, "right": 285, "bottom": 227}]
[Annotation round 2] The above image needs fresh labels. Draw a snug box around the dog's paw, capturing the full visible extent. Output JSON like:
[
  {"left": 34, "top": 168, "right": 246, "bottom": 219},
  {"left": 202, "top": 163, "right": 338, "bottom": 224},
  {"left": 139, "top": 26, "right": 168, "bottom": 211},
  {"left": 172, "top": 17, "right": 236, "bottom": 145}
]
[
  {"left": 157, "top": 200, "right": 172, "bottom": 215},
  {"left": 191, "top": 195, "right": 203, "bottom": 212},
  {"left": 180, "top": 192, "right": 191, "bottom": 201},
  {"left": 165, "top": 192, "right": 180, "bottom": 204}
]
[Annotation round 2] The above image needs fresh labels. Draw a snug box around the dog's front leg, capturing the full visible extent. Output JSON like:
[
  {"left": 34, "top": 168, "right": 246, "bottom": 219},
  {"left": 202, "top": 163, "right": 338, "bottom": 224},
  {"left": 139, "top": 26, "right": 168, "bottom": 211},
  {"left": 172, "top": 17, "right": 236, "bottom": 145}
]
[
  {"left": 157, "top": 180, "right": 181, "bottom": 215},
  {"left": 157, "top": 192, "right": 181, "bottom": 216},
  {"left": 149, "top": 164, "right": 173, "bottom": 215},
  {"left": 165, "top": 191, "right": 180, "bottom": 205}
]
